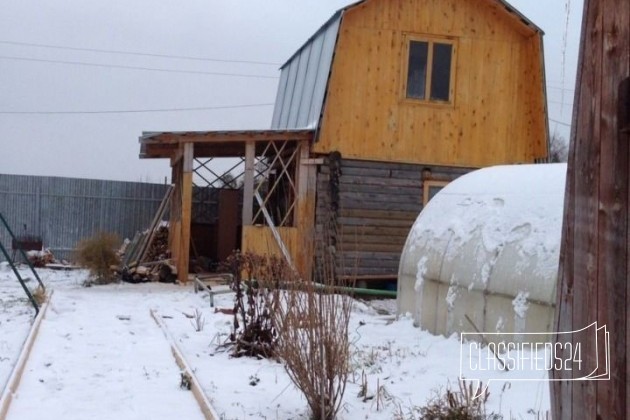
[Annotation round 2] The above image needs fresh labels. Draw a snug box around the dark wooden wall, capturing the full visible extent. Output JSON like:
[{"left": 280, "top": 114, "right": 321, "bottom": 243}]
[
  {"left": 315, "top": 154, "right": 468, "bottom": 279},
  {"left": 552, "top": 0, "right": 629, "bottom": 418}
]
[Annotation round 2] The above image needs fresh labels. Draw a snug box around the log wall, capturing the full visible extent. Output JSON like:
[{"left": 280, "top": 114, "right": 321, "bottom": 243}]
[{"left": 315, "top": 155, "right": 469, "bottom": 278}]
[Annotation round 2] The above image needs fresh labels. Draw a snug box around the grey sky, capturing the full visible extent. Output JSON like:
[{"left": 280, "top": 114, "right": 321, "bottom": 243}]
[{"left": 0, "top": 0, "right": 582, "bottom": 183}]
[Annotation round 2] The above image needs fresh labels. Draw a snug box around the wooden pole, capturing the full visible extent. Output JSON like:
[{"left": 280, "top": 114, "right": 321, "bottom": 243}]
[
  {"left": 552, "top": 0, "right": 629, "bottom": 418},
  {"left": 178, "top": 142, "right": 194, "bottom": 284},
  {"left": 242, "top": 141, "right": 255, "bottom": 226}
]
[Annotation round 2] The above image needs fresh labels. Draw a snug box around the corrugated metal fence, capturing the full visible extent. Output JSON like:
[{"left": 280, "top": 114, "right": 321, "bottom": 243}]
[{"left": 0, "top": 174, "right": 168, "bottom": 261}]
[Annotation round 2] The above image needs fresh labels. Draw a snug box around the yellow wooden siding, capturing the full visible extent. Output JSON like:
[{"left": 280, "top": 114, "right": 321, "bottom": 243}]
[
  {"left": 241, "top": 226, "right": 306, "bottom": 277},
  {"left": 313, "top": 0, "right": 548, "bottom": 167}
]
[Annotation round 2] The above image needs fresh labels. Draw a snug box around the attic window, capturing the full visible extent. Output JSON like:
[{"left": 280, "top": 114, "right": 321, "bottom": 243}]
[{"left": 404, "top": 36, "right": 456, "bottom": 103}]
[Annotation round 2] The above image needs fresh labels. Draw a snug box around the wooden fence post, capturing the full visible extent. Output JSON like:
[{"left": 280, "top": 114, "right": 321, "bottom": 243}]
[{"left": 552, "top": 0, "right": 629, "bottom": 418}]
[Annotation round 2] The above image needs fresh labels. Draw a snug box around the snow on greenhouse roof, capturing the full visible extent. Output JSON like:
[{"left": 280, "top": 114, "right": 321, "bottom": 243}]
[{"left": 400, "top": 163, "right": 567, "bottom": 305}]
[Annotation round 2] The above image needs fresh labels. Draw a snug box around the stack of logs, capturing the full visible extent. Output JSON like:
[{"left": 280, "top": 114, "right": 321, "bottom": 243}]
[{"left": 120, "top": 226, "right": 177, "bottom": 283}]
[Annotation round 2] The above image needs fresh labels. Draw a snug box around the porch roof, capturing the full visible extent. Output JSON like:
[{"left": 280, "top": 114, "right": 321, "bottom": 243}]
[{"left": 139, "top": 129, "right": 314, "bottom": 159}]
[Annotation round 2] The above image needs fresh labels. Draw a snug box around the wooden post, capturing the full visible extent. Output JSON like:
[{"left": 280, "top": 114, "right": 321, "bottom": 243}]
[
  {"left": 178, "top": 142, "right": 193, "bottom": 284},
  {"left": 296, "top": 140, "right": 317, "bottom": 281},
  {"left": 242, "top": 141, "right": 255, "bottom": 226},
  {"left": 552, "top": 0, "right": 629, "bottom": 418}
]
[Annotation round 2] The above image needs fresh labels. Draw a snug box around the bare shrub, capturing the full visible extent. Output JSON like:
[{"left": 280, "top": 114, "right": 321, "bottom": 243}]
[
  {"left": 270, "top": 240, "right": 354, "bottom": 420},
  {"left": 75, "top": 232, "right": 120, "bottom": 285},
  {"left": 220, "top": 251, "right": 288, "bottom": 358},
  {"left": 418, "top": 379, "right": 502, "bottom": 420},
  {"left": 190, "top": 308, "right": 205, "bottom": 332}
]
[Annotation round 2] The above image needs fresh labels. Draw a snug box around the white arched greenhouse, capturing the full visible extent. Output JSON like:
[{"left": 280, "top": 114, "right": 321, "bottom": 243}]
[{"left": 397, "top": 164, "right": 566, "bottom": 341}]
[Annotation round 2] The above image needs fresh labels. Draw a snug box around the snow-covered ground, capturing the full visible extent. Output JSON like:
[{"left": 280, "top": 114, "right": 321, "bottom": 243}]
[{"left": 1, "top": 267, "right": 551, "bottom": 419}]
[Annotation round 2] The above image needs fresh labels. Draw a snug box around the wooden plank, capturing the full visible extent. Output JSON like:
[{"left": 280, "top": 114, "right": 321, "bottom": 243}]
[
  {"left": 150, "top": 310, "right": 221, "bottom": 419},
  {"left": 335, "top": 266, "right": 398, "bottom": 277},
  {"left": 553, "top": 0, "right": 630, "bottom": 418},
  {"left": 241, "top": 225, "right": 299, "bottom": 269},
  {"left": 337, "top": 258, "right": 400, "bottom": 270},
  {"left": 0, "top": 292, "right": 54, "bottom": 419},
  {"left": 178, "top": 143, "right": 194, "bottom": 284},
  {"left": 339, "top": 208, "right": 418, "bottom": 221},
  {"left": 339, "top": 191, "right": 422, "bottom": 206},
  {"left": 340, "top": 242, "right": 404, "bottom": 253},
  {"left": 333, "top": 233, "right": 407, "bottom": 246},
  {"left": 142, "top": 130, "right": 313, "bottom": 145},
  {"left": 254, "top": 191, "right": 296, "bottom": 273},
  {"left": 338, "top": 251, "right": 402, "bottom": 261},
  {"left": 340, "top": 224, "right": 410, "bottom": 238},
  {"left": 338, "top": 183, "right": 421, "bottom": 196},
  {"left": 341, "top": 200, "right": 421, "bottom": 213},
  {"left": 337, "top": 216, "right": 415, "bottom": 228},
  {"left": 242, "top": 141, "right": 255, "bottom": 225},
  {"left": 596, "top": 1, "right": 629, "bottom": 417}
]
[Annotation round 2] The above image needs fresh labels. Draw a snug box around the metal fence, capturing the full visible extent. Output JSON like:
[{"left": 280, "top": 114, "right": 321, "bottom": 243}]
[{"left": 0, "top": 174, "right": 169, "bottom": 262}]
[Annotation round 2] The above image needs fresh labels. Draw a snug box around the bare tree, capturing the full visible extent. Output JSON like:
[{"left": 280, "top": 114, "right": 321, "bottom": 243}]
[{"left": 549, "top": 132, "right": 569, "bottom": 163}]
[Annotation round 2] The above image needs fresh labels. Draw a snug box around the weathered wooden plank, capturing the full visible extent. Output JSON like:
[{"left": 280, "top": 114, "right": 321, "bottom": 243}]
[
  {"left": 340, "top": 243, "right": 404, "bottom": 253},
  {"left": 340, "top": 225, "right": 410, "bottom": 237},
  {"left": 568, "top": 1, "right": 602, "bottom": 412},
  {"left": 319, "top": 173, "right": 423, "bottom": 188},
  {"left": 336, "top": 216, "right": 415, "bottom": 228},
  {"left": 341, "top": 200, "right": 421, "bottom": 212},
  {"left": 596, "top": 1, "right": 629, "bottom": 417},
  {"left": 338, "top": 183, "right": 422, "bottom": 196},
  {"left": 337, "top": 258, "right": 400, "bottom": 270},
  {"left": 339, "top": 208, "right": 418, "bottom": 221},
  {"left": 335, "top": 266, "right": 398, "bottom": 277},
  {"left": 339, "top": 159, "right": 423, "bottom": 171},
  {"left": 337, "top": 251, "right": 402, "bottom": 261},
  {"left": 338, "top": 231, "right": 407, "bottom": 248},
  {"left": 553, "top": 0, "right": 630, "bottom": 418},
  {"left": 339, "top": 190, "right": 422, "bottom": 205}
]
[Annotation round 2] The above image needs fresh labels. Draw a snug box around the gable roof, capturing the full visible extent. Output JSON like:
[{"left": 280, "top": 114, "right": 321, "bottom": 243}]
[{"left": 270, "top": 0, "right": 543, "bottom": 131}]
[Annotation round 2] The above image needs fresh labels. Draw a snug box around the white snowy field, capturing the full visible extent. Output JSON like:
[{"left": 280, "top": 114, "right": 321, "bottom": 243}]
[{"left": 1, "top": 266, "right": 551, "bottom": 419}]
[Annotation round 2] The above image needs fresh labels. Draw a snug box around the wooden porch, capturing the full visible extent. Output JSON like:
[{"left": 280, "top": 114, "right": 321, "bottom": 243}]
[{"left": 139, "top": 129, "right": 317, "bottom": 283}]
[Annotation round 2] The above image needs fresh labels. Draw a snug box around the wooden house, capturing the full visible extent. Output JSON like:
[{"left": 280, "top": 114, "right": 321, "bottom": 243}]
[{"left": 139, "top": 0, "right": 548, "bottom": 284}]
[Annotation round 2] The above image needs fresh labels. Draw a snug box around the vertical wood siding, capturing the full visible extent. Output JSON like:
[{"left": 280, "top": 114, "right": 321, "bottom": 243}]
[{"left": 313, "top": 0, "right": 548, "bottom": 167}]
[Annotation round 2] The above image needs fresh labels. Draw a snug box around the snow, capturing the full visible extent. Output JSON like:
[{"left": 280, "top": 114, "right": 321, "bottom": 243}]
[
  {"left": 1, "top": 267, "right": 552, "bottom": 419},
  {"left": 406, "top": 163, "right": 566, "bottom": 302}
]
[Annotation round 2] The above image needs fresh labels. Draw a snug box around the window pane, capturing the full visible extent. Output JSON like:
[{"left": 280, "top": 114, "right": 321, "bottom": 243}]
[
  {"left": 430, "top": 43, "right": 452, "bottom": 101},
  {"left": 406, "top": 41, "right": 428, "bottom": 99}
]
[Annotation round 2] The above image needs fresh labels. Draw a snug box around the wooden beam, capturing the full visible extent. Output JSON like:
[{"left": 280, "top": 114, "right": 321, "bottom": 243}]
[
  {"left": 170, "top": 146, "right": 184, "bottom": 167},
  {"left": 242, "top": 141, "right": 255, "bottom": 226},
  {"left": 178, "top": 142, "right": 193, "bottom": 284},
  {"left": 296, "top": 140, "right": 317, "bottom": 281},
  {"left": 141, "top": 130, "right": 314, "bottom": 145}
]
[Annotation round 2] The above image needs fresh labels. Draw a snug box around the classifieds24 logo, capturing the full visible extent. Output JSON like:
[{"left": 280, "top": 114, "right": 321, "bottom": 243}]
[{"left": 459, "top": 322, "right": 610, "bottom": 399}]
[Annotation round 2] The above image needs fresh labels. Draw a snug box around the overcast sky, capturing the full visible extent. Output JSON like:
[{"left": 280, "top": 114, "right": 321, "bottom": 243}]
[{"left": 0, "top": 0, "right": 583, "bottom": 183}]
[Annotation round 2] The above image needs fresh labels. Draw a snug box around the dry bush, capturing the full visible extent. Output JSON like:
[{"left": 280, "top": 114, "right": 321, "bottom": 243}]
[
  {"left": 220, "top": 251, "right": 289, "bottom": 358},
  {"left": 32, "top": 286, "right": 47, "bottom": 306},
  {"left": 416, "top": 379, "right": 502, "bottom": 420},
  {"left": 221, "top": 240, "right": 354, "bottom": 420},
  {"left": 270, "top": 239, "right": 354, "bottom": 420},
  {"left": 75, "top": 232, "right": 120, "bottom": 285}
]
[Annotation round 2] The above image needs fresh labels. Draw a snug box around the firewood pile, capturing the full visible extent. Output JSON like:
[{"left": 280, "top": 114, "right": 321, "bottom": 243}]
[
  {"left": 146, "top": 226, "right": 169, "bottom": 261},
  {"left": 119, "top": 225, "right": 176, "bottom": 284},
  {"left": 118, "top": 185, "right": 176, "bottom": 284},
  {"left": 26, "top": 249, "right": 55, "bottom": 267}
]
